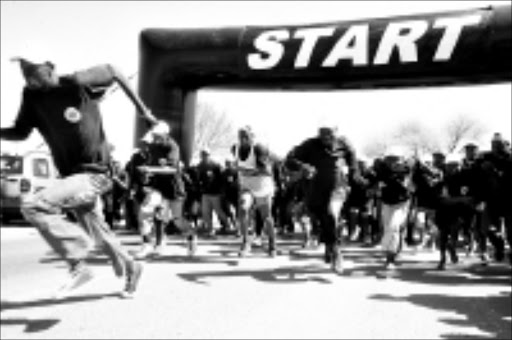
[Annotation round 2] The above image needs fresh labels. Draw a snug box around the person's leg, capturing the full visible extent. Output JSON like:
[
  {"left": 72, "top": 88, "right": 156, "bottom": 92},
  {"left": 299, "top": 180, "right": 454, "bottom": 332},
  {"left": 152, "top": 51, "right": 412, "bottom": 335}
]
[
  {"left": 348, "top": 207, "right": 359, "bottom": 241},
  {"left": 22, "top": 173, "right": 142, "bottom": 297},
  {"left": 326, "top": 187, "right": 348, "bottom": 273},
  {"left": 360, "top": 202, "right": 372, "bottom": 246},
  {"left": 75, "top": 194, "right": 140, "bottom": 280},
  {"left": 380, "top": 201, "right": 409, "bottom": 269},
  {"left": 135, "top": 189, "right": 162, "bottom": 258},
  {"left": 504, "top": 210, "right": 512, "bottom": 264},
  {"left": 154, "top": 198, "right": 173, "bottom": 254},
  {"left": 201, "top": 194, "right": 214, "bottom": 236},
  {"left": 435, "top": 209, "right": 449, "bottom": 270},
  {"left": 255, "top": 195, "right": 277, "bottom": 256},
  {"left": 167, "top": 199, "right": 195, "bottom": 256},
  {"left": 486, "top": 203, "right": 506, "bottom": 262},
  {"left": 238, "top": 191, "right": 254, "bottom": 256},
  {"left": 211, "top": 194, "right": 230, "bottom": 234},
  {"left": 21, "top": 175, "right": 95, "bottom": 285}
]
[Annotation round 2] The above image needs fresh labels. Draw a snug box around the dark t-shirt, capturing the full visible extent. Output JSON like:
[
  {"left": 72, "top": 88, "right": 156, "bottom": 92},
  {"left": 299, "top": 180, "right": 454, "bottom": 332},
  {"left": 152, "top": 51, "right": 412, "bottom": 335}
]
[
  {"left": 377, "top": 159, "right": 412, "bottom": 205},
  {"left": 196, "top": 160, "right": 224, "bottom": 195},
  {"left": 145, "top": 139, "right": 185, "bottom": 200},
  {"left": 11, "top": 77, "right": 111, "bottom": 177},
  {"left": 285, "top": 137, "right": 357, "bottom": 194}
]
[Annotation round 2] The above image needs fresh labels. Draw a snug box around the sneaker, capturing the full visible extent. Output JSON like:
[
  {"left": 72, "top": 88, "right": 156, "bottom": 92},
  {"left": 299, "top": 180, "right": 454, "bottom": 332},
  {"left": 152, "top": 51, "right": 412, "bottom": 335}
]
[
  {"left": 349, "top": 229, "right": 360, "bottom": 242},
  {"left": 187, "top": 235, "right": 197, "bottom": 257},
  {"left": 384, "top": 253, "right": 397, "bottom": 271},
  {"left": 134, "top": 244, "right": 153, "bottom": 260},
  {"left": 385, "top": 262, "right": 397, "bottom": 270},
  {"left": 154, "top": 244, "right": 166, "bottom": 257},
  {"left": 268, "top": 245, "right": 278, "bottom": 258},
  {"left": 120, "top": 261, "right": 144, "bottom": 299},
  {"left": 239, "top": 243, "right": 251, "bottom": 257},
  {"left": 480, "top": 253, "right": 490, "bottom": 266},
  {"left": 252, "top": 236, "right": 263, "bottom": 247},
  {"left": 53, "top": 265, "right": 94, "bottom": 299}
]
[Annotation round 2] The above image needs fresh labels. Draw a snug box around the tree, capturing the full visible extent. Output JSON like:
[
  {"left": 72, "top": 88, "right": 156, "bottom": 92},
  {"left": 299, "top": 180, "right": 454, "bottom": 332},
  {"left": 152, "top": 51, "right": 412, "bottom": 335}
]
[
  {"left": 392, "top": 121, "right": 439, "bottom": 157},
  {"left": 193, "top": 102, "right": 236, "bottom": 161},
  {"left": 362, "top": 137, "right": 389, "bottom": 160},
  {"left": 441, "top": 114, "right": 486, "bottom": 153}
]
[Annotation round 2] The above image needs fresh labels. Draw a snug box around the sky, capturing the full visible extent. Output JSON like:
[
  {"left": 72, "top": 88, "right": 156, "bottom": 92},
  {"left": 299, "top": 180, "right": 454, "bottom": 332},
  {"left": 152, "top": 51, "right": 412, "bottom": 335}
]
[{"left": 1, "top": 1, "right": 511, "bottom": 162}]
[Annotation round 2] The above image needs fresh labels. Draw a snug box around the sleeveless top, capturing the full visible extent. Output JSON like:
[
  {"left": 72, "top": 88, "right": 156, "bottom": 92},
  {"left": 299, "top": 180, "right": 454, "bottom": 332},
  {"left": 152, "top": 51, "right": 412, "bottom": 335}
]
[{"left": 234, "top": 144, "right": 275, "bottom": 198}]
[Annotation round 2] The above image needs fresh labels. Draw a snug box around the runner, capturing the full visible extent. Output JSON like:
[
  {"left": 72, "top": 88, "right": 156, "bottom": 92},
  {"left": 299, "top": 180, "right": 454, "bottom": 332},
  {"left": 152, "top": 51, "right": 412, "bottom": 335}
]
[
  {"left": 285, "top": 126, "right": 361, "bottom": 274},
  {"left": 233, "top": 126, "right": 279, "bottom": 257},
  {"left": 0, "top": 58, "right": 158, "bottom": 298}
]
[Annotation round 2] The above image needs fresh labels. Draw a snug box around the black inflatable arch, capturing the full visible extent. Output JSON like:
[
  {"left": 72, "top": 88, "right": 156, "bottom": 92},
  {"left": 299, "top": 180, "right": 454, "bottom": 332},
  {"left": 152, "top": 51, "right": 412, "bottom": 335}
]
[{"left": 137, "top": 5, "right": 511, "bottom": 164}]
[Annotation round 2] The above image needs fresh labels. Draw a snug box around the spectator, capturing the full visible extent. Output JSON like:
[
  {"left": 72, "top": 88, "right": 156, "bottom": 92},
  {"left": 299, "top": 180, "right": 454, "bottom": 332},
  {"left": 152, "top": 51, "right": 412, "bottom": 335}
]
[{"left": 196, "top": 148, "right": 231, "bottom": 236}]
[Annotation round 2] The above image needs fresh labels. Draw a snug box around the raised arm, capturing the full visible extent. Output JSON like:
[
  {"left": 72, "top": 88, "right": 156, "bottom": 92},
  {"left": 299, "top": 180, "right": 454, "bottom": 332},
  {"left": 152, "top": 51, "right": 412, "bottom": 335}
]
[{"left": 72, "top": 64, "right": 158, "bottom": 126}]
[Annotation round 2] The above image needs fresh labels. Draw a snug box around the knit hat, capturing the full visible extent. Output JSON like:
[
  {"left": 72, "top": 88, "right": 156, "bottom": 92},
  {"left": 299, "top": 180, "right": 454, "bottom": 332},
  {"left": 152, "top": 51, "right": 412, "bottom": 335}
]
[{"left": 11, "top": 57, "right": 54, "bottom": 79}]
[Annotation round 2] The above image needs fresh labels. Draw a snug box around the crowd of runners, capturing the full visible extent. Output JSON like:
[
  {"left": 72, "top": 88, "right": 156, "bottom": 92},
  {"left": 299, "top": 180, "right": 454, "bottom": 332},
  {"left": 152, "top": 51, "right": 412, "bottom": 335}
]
[{"left": 1, "top": 59, "right": 510, "bottom": 299}]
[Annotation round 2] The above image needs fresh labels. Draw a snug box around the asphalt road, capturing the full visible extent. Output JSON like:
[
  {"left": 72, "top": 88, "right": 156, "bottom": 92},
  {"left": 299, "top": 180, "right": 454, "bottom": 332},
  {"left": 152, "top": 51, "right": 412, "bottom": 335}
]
[{"left": 1, "top": 221, "right": 511, "bottom": 339}]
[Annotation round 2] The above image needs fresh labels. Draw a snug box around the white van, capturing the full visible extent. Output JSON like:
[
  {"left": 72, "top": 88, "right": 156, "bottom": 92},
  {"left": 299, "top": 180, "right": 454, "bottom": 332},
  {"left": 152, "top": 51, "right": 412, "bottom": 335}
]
[{"left": 0, "top": 150, "right": 58, "bottom": 223}]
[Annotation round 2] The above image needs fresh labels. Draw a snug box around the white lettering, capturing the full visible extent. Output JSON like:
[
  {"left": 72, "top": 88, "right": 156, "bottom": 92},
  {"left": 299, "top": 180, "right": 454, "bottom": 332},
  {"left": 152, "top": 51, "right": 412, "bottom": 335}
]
[
  {"left": 247, "top": 30, "right": 290, "bottom": 70},
  {"left": 374, "top": 20, "right": 429, "bottom": 65},
  {"left": 293, "top": 27, "right": 336, "bottom": 68},
  {"left": 323, "top": 24, "right": 370, "bottom": 67},
  {"left": 433, "top": 15, "right": 481, "bottom": 61}
]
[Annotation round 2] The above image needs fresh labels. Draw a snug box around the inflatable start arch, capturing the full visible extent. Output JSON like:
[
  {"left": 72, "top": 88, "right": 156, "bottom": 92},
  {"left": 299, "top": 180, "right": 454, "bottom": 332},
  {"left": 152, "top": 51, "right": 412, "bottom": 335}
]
[{"left": 137, "top": 5, "right": 511, "bottom": 164}]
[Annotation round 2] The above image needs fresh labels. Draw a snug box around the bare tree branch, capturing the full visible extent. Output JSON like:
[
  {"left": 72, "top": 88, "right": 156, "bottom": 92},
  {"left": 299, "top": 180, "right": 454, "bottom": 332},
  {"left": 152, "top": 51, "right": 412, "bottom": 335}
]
[
  {"left": 193, "top": 102, "right": 236, "bottom": 160},
  {"left": 442, "top": 114, "right": 486, "bottom": 153},
  {"left": 392, "top": 121, "right": 439, "bottom": 157}
]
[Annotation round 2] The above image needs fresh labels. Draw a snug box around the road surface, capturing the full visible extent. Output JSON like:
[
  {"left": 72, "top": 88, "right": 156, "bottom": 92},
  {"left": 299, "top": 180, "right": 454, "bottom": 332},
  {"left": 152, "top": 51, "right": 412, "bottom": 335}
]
[{"left": 1, "top": 221, "right": 511, "bottom": 339}]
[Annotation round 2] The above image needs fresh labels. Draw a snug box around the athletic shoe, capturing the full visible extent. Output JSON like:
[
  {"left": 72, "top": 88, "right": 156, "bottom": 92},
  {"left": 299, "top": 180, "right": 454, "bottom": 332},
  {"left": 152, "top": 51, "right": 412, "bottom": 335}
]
[
  {"left": 120, "top": 261, "right": 144, "bottom": 299},
  {"left": 385, "top": 262, "right": 396, "bottom": 270},
  {"left": 480, "top": 253, "right": 490, "bottom": 266},
  {"left": 154, "top": 244, "right": 166, "bottom": 257},
  {"left": 239, "top": 243, "right": 251, "bottom": 257},
  {"left": 53, "top": 265, "right": 94, "bottom": 299},
  {"left": 252, "top": 236, "right": 263, "bottom": 247},
  {"left": 134, "top": 244, "right": 153, "bottom": 260}
]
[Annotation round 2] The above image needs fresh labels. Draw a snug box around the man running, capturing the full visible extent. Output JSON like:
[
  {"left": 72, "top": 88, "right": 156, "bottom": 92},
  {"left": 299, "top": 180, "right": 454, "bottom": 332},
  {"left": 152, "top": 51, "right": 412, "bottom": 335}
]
[
  {"left": 232, "top": 126, "right": 278, "bottom": 257},
  {"left": 1, "top": 58, "right": 157, "bottom": 299},
  {"left": 286, "top": 126, "right": 360, "bottom": 274},
  {"left": 134, "top": 123, "right": 194, "bottom": 258}
]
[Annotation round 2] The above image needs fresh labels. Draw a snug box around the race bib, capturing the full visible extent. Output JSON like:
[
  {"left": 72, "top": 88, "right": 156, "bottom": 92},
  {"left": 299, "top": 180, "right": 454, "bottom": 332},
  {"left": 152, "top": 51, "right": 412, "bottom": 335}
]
[{"left": 64, "top": 107, "right": 82, "bottom": 123}]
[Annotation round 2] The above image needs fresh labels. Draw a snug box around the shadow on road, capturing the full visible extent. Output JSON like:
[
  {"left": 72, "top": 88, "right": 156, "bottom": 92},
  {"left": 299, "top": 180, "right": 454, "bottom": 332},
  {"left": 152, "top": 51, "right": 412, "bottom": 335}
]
[
  {"left": 1, "top": 292, "right": 120, "bottom": 312},
  {"left": 178, "top": 263, "right": 334, "bottom": 285},
  {"left": 0, "top": 293, "right": 119, "bottom": 334},
  {"left": 370, "top": 291, "right": 512, "bottom": 339},
  {"left": 0, "top": 317, "right": 60, "bottom": 333}
]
